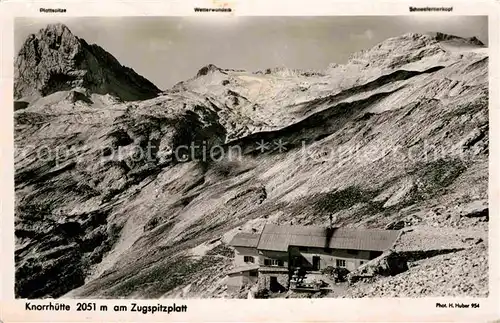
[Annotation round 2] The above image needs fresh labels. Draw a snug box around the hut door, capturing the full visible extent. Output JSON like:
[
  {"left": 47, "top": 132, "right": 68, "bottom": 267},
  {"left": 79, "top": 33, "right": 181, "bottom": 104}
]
[
  {"left": 312, "top": 256, "right": 321, "bottom": 271},
  {"left": 270, "top": 276, "right": 279, "bottom": 292}
]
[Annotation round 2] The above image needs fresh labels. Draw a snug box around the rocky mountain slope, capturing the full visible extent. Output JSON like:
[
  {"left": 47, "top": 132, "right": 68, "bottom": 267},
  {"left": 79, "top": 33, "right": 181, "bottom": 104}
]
[{"left": 14, "top": 24, "right": 488, "bottom": 298}]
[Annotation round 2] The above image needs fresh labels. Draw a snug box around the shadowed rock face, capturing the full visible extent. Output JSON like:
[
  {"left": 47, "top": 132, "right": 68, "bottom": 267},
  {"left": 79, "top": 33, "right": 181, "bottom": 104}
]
[
  {"left": 14, "top": 27, "right": 488, "bottom": 299},
  {"left": 14, "top": 23, "right": 161, "bottom": 101}
]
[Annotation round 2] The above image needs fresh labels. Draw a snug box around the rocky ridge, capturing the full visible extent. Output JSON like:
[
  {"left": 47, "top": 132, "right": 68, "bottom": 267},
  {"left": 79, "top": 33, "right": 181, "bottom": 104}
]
[{"left": 13, "top": 25, "right": 488, "bottom": 299}]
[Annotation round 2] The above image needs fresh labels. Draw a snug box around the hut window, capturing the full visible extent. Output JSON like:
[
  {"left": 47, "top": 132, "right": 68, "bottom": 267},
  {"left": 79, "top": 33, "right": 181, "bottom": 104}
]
[
  {"left": 264, "top": 259, "right": 283, "bottom": 266},
  {"left": 336, "top": 259, "right": 346, "bottom": 267},
  {"left": 244, "top": 256, "right": 254, "bottom": 263}
]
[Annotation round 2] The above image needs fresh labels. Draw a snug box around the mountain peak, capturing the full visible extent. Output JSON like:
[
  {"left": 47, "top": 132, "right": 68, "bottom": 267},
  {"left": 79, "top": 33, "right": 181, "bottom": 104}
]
[
  {"left": 344, "top": 31, "right": 485, "bottom": 71},
  {"left": 41, "top": 23, "right": 72, "bottom": 35},
  {"left": 196, "top": 64, "right": 223, "bottom": 77},
  {"left": 14, "top": 23, "right": 161, "bottom": 102},
  {"left": 30, "top": 23, "right": 80, "bottom": 55},
  {"left": 424, "top": 32, "right": 485, "bottom": 46}
]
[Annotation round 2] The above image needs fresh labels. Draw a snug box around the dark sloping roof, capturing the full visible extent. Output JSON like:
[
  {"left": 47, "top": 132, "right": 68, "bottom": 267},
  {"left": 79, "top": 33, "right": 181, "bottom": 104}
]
[
  {"left": 228, "top": 232, "right": 260, "bottom": 248},
  {"left": 257, "top": 224, "right": 400, "bottom": 252}
]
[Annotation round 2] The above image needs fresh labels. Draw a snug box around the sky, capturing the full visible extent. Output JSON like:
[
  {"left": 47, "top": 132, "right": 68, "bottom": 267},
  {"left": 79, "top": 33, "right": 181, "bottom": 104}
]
[{"left": 15, "top": 16, "right": 488, "bottom": 90}]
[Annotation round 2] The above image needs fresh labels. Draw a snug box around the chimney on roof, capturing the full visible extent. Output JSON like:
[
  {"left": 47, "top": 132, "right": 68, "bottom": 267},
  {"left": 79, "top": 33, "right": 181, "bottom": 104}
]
[{"left": 329, "top": 214, "right": 337, "bottom": 229}]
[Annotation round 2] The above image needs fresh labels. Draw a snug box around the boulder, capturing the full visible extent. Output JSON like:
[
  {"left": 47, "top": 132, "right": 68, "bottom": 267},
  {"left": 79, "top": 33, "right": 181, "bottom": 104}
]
[{"left": 348, "top": 251, "right": 408, "bottom": 284}]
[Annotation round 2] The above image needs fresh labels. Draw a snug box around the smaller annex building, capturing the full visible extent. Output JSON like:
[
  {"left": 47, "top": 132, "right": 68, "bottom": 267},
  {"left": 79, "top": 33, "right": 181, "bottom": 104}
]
[{"left": 227, "top": 224, "right": 401, "bottom": 293}]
